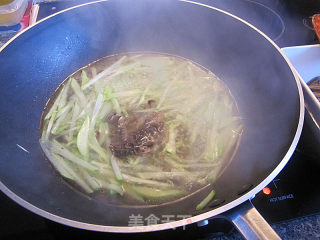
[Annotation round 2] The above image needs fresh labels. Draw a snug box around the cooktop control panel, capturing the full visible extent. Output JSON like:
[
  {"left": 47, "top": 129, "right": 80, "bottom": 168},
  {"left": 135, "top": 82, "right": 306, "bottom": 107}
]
[{"left": 252, "top": 149, "right": 320, "bottom": 223}]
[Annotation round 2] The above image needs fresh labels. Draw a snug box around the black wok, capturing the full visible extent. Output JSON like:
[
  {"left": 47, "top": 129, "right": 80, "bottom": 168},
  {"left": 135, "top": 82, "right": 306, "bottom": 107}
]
[{"left": 0, "top": 0, "right": 304, "bottom": 239}]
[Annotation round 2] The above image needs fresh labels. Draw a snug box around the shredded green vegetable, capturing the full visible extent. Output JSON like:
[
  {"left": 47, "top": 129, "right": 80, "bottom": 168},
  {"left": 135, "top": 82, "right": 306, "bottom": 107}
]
[
  {"left": 40, "top": 53, "right": 242, "bottom": 206},
  {"left": 196, "top": 190, "right": 216, "bottom": 210}
]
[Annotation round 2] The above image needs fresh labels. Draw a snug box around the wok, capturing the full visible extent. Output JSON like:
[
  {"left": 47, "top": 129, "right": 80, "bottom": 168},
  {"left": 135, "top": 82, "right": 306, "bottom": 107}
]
[{"left": 0, "top": 0, "right": 304, "bottom": 239}]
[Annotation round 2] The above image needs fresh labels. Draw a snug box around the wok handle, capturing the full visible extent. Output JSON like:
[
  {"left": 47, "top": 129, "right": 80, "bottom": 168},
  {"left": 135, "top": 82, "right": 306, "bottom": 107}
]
[{"left": 223, "top": 200, "right": 281, "bottom": 240}]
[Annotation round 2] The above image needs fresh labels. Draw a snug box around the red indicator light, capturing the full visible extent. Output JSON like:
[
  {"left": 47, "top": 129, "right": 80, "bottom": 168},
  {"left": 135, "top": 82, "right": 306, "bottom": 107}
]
[{"left": 262, "top": 187, "right": 271, "bottom": 195}]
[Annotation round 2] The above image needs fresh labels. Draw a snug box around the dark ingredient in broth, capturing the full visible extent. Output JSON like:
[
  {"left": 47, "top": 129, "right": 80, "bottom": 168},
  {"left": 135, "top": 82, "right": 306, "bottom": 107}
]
[
  {"left": 39, "top": 53, "right": 243, "bottom": 206},
  {"left": 108, "top": 111, "right": 167, "bottom": 158}
]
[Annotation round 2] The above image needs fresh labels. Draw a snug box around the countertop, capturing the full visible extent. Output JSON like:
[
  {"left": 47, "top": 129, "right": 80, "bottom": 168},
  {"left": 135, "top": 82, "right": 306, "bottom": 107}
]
[{"left": 1, "top": 0, "right": 320, "bottom": 239}]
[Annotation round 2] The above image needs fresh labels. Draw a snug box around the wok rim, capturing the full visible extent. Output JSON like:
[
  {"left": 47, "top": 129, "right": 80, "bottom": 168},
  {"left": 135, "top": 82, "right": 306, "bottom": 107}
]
[{"left": 0, "top": 0, "right": 305, "bottom": 233}]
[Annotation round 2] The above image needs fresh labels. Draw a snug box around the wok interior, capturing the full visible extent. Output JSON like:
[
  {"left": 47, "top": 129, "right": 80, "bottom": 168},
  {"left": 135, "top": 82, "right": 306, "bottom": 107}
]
[{"left": 0, "top": 0, "right": 301, "bottom": 227}]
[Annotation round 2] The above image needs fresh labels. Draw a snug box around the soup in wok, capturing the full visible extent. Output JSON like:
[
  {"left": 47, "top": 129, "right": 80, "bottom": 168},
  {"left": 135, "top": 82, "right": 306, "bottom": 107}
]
[{"left": 39, "top": 53, "right": 242, "bottom": 209}]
